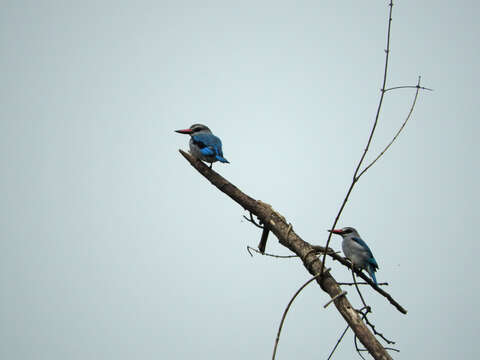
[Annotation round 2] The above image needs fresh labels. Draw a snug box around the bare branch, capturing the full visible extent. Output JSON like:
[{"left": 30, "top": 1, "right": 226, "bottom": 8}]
[
  {"left": 338, "top": 282, "right": 388, "bottom": 286},
  {"left": 364, "top": 315, "right": 397, "bottom": 346},
  {"left": 354, "top": 334, "right": 368, "bottom": 360},
  {"left": 384, "top": 84, "right": 433, "bottom": 92},
  {"left": 179, "top": 149, "right": 395, "bottom": 360},
  {"left": 272, "top": 274, "right": 321, "bottom": 360},
  {"left": 358, "top": 76, "right": 423, "bottom": 177},
  {"left": 351, "top": 265, "right": 369, "bottom": 310},
  {"left": 246, "top": 246, "right": 298, "bottom": 259},
  {"left": 320, "top": 0, "right": 395, "bottom": 279},
  {"left": 327, "top": 325, "right": 350, "bottom": 360}
]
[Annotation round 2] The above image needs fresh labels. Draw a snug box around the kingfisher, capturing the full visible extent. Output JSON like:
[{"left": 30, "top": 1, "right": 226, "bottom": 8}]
[
  {"left": 329, "top": 227, "right": 379, "bottom": 285},
  {"left": 175, "top": 124, "right": 229, "bottom": 168}
]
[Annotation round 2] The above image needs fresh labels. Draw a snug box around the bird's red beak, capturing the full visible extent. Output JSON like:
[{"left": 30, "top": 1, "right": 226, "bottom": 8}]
[
  {"left": 328, "top": 229, "right": 343, "bottom": 234},
  {"left": 175, "top": 128, "right": 193, "bottom": 134}
]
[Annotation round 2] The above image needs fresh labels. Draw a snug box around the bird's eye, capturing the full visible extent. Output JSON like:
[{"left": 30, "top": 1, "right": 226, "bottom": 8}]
[{"left": 344, "top": 229, "right": 352, "bottom": 233}]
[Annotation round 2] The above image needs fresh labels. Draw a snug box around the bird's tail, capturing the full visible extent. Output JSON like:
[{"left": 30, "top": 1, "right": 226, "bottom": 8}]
[
  {"left": 367, "top": 265, "right": 378, "bottom": 285},
  {"left": 216, "top": 155, "right": 230, "bottom": 163}
]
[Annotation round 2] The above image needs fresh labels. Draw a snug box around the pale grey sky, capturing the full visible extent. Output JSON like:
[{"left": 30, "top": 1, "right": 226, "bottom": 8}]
[{"left": 1, "top": 1, "right": 478, "bottom": 359}]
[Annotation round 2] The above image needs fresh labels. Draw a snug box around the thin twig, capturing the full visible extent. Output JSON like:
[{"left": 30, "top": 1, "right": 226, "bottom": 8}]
[
  {"left": 272, "top": 274, "right": 321, "bottom": 360},
  {"left": 320, "top": 0, "right": 395, "bottom": 278},
  {"left": 324, "top": 289, "right": 347, "bottom": 309},
  {"left": 246, "top": 246, "right": 298, "bottom": 258},
  {"left": 358, "top": 347, "right": 399, "bottom": 353},
  {"left": 338, "top": 282, "right": 388, "bottom": 286},
  {"left": 351, "top": 270, "right": 399, "bottom": 350},
  {"left": 353, "top": 307, "right": 371, "bottom": 359},
  {"left": 327, "top": 325, "right": 350, "bottom": 360},
  {"left": 354, "top": 334, "right": 368, "bottom": 360},
  {"left": 354, "top": 305, "right": 399, "bottom": 351},
  {"left": 364, "top": 315, "right": 396, "bottom": 345},
  {"left": 384, "top": 84, "right": 433, "bottom": 92},
  {"left": 243, "top": 212, "right": 263, "bottom": 228},
  {"left": 358, "top": 76, "right": 423, "bottom": 177},
  {"left": 351, "top": 265, "right": 369, "bottom": 310}
]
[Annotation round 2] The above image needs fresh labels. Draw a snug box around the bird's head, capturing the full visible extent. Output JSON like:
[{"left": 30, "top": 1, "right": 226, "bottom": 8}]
[
  {"left": 175, "top": 123, "right": 212, "bottom": 136},
  {"left": 328, "top": 226, "right": 359, "bottom": 238}
]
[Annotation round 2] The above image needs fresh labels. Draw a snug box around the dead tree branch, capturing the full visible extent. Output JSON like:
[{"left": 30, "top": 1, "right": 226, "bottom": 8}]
[{"left": 179, "top": 149, "right": 394, "bottom": 360}]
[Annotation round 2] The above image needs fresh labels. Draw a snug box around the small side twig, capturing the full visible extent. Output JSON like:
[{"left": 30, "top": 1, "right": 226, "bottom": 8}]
[
  {"left": 358, "top": 75, "right": 424, "bottom": 177},
  {"left": 364, "top": 315, "right": 397, "bottom": 346},
  {"left": 354, "top": 334, "right": 368, "bottom": 360},
  {"left": 324, "top": 289, "right": 347, "bottom": 309},
  {"left": 353, "top": 306, "right": 371, "bottom": 359},
  {"left": 246, "top": 246, "right": 298, "bottom": 259},
  {"left": 327, "top": 324, "right": 350, "bottom": 360},
  {"left": 384, "top": 84, "right": 433, "bottom": 92},
  {"left": 272, "top": 274, "right": 322, "bottom": 360},
  {"left": 338, "top": 282, "right": 388, "bottom": 286},
  {"left": 243, "top": 211, "right": 263, "bottom": 228},
  {"left": 320, "top": 0, "right": 396, "bottom": 279},
  {"left": 351, "top": 265, "right": 369, "bottom": 310},
  {"left": 349, "top": 254, "right": 400, "bottom": 354},
  {"left": 355, "top": 300, "right": 400, "bottom": 352}
]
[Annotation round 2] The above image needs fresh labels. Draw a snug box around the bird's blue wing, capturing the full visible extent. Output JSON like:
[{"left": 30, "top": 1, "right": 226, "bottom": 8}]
[
  {"left": 192, "top": 134, "right": 223, "bottom": 156},
  {"left": 351, "top": 237, "right": 373, "bottom": 255},
  {"left": 352, "top": 237, "right": 378, "bottom": 269}
]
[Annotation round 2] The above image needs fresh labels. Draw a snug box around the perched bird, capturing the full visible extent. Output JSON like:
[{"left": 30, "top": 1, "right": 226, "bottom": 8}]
[
  {"left": 175, "top": 124, "right": 229, "bottom": 168},
  {"left": 329, "top": 227, "right": 379, "bottom": 285}
]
